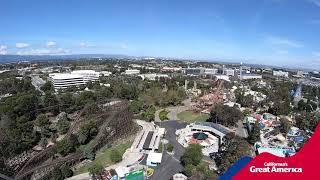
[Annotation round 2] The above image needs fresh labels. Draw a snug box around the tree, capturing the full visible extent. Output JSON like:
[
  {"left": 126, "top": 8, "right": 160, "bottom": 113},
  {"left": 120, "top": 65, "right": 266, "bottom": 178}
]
[
  {"left": 181, "top": 144, "right": 202, "bottom": 166},
  {"left": 60, "top": 164, "right": 73, "bottom": 178},
  {"left": 209, "top": 104, "right": 243, "bottom": 127},
  {"left": 44, "top": 92, "right": 60, "bottom": 115},
  {"left": 34, "top": 114, "right": 49, "bottom": 127},
  {"left": 297, "top": 100, "right": 306, "bottom": 111},
  {"left": 77, "top": 120, "right": 97, "bottom": 144},
  {"left": 141, "top": 106, "right": 156, "bottom": 122},
  {"left": 83, "top": 147, "right": 96, "bottom": 160},
  {"left": 56, "top": 139, "right": 74, "bottom": 156},
  {"left": 88, "top": 163, "right": 104, "bottom": 177},
  {"left": 280, "top": 118, "right": 291, "bottom": 134},
  {"left": 295, "top": 113, "right": 310, "bottom": 130},
  {"left": 159, "top": 110, "right": 169, "bottom": 121},
  {"left": 41, "top": 81, "right": 54, "bottom": 93},
  {"left": 217, "top": 133, "right": 251, "bottom": 173},
  {"left": 167, "top": 143, "right": 174, "bottom": 152},
  {"left": 183, "top": 164, "right": 194, "bottom": 177},
  {"left": 247, "top": 121, "right": 260, "bottom": 144},
  {"left": 59, "top": 92, "right": 75, "bottom": 113},
  {"left": 57, "top": 117, "right": 70, "bottom": 134},
  {"left": 130, "top": 100, "right": 143, "bottom": 114},
  {"left": 34, "top": 114, "right": 51, "bottom": 137},
  {"left": 235, "top": 89, "right": 254, "bottom": 107},
  {"left": 39, "top": 137, "right": 48, "bottom": 148},
  {"left": 110, "top": 149, "right": 122, "bottom": 163},
  {"left": 50, "top": 168, "right": 63, "bottom": 180}
]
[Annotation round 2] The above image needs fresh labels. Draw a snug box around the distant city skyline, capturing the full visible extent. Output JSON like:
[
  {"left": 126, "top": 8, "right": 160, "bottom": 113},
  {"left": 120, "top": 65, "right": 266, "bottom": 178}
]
[{"left": 1, "top": 0, "right": 320, "bottom": 69}]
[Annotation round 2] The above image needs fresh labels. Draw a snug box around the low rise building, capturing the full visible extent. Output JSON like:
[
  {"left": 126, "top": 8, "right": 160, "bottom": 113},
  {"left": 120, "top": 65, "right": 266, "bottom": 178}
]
[
  {"left": 273, "top": 70, "right": 289, "bottom": 78},
  {"left": 241, "top": 74, "right": 262, "bottom": 80},
  {"left": 146, "top": 152, "right": 163, "bottom": 167},
  {"left": 125, "top": 69, "right": 140, "bottom": 75},
  {"left": 161, "top": 66, "right": 182, "bottom": 72},
  {"left": 223, "top": 69, "right": 235, "bottom": 76},
  {"left": 138, "top": 73, "right": 169, "bottom": 81},
  {"left": 184, "top": 67, "right": 205, "bottom": 75},
  {"left": 204, "top": 68, "right": 218, "bottom": 75}
]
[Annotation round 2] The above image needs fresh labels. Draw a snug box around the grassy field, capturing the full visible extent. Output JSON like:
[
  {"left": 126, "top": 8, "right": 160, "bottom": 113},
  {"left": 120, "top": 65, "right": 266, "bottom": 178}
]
[
  {"left": 177, "top": 111, "right": 210, "bottom": 122},
  {"left": 75, "top": 138, "right": 133, "bottom": 175}
]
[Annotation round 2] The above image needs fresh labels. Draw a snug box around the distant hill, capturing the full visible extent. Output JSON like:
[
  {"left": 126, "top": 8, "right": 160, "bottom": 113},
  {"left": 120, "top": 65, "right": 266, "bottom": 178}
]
[{"left": 0, "top": 54, "right": 133, "bottom": 63}]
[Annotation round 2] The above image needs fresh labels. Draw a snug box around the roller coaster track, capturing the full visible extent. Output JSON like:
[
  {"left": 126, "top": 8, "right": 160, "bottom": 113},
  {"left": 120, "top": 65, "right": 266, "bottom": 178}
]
[
  {"left": 14, "top": 100, "right": 131, "bottom": 180},
  {"left": 15, "top": 153, "right": 83, "bottom": 180}
]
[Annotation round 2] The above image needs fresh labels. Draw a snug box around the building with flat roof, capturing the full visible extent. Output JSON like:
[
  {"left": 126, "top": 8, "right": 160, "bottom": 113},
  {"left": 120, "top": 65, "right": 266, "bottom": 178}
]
[
  {"left": 125, "top": 69, "right": 140, "bottom": 75},
  {"left": 223, "top": 69, "right": 235, "bottom": 76},
  {"left": 204, "top": 68, "right": 218, "bottom": 75},
  {"left": 273, "top": 70, "right": 289, "bottom": 78},
  {"left": 241, "top": 74, "right": 262, "bottom": 80},
  {"left": 184, "top": 67, "right": 204, "bottom": 76},
  {"left": 138, "top": 73, "right": 169, "bottom": 81},
  {"left": 49, "top": 70, "right": 101, "bottom": 90},
  {"left": 146, "top": 152, "right": 163, "bottom": 167}
]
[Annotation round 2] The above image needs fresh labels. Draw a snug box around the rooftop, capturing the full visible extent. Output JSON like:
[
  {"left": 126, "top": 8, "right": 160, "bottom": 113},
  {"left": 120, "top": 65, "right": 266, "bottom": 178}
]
[{"left": 49, "top": 73, "right": 83, "bottom": 80}]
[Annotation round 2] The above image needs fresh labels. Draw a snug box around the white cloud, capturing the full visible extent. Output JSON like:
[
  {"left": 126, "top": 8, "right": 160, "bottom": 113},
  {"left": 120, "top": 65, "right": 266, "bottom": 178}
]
[
  {"left": 17, "top": 48, "right": 70, "bottom": 55},
  {"left": 312, "top": 51, "right": 320, "bottom": 57},
  {"left": 308, "top": 0, "right": 320, "bottom": 7},
  {"left": 46, "top": 41, "right": 57, "bottom": 47},
  {"left": 0, "top": 45, "right": 8, "bottom": 55},
  {"left": 265, "top": 36, "right": 303, "bottom": 48},
  {"left": 16, "top": 43, "right": 30, "bottom": 48}
]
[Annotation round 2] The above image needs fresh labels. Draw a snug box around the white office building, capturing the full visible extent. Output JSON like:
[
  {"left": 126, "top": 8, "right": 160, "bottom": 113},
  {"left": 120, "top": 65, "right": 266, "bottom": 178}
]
[
  {"left": 204, "top": 68, "right": 218, "bottom": 75},
  {"left": 49, "top": 70, "right": 101, "bottom": 90},
  {"left": 273, "top": 70, "right": 289, "bottom": 78},
  {"left": 138, "top": 73, "right": 169, "bottom": 81},
  {"left": 223, "top": 69, "right": 235, "bottom": 76},
  {"left": 241, "top": 74, "right": 262, "bottom": 80},
  {"left": 125, "top": 69, "right": 140, "bottom": 75}
]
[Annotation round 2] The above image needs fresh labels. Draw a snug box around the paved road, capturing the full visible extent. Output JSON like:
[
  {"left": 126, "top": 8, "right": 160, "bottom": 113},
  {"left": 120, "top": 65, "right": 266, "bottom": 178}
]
[
  {"left": 67, "top": 120, "right": 154, "bottom": 180},
  {"left": 167, "top": 99, "right": 191, "bottom": 120},
  {"left": 235, "top": 120, "right": 248, "bottom": 138},
  {"left": 31, "top": 75, "right": 45, "bottom": 92},
  {"left": 152, "top": 120, "right": 187, "bottom": 180},
  {"left": 154, "top": 109, "right": 162, "bottom": 122}
]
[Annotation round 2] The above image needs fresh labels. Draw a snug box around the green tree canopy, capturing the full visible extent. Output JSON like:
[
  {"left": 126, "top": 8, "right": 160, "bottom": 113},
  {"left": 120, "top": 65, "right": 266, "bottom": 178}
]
[{"left": 181, "top": 144, "right": 203, "bottom": 166}]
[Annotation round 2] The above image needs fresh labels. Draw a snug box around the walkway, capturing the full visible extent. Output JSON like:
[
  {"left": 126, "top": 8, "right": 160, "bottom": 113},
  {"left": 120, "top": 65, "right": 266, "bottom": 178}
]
[
  {"left": 154, "top": 98, "right": 191, "bottom": 122},
  {"left": 67, "top": 120, "right": 155, "bottom": 180}
]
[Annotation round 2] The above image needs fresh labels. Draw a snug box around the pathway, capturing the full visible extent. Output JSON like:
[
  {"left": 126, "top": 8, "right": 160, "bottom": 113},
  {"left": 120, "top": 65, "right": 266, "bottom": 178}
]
[
  {"left": 66, "top": 120, "right": 155, "bottom": 180},
  {"left": 154, "top": 98, "right": 192, "bottom": 122}
]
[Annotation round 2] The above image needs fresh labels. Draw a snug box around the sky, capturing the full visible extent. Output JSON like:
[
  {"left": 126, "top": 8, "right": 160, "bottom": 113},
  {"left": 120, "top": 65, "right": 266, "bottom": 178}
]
[{"left": 1, "top": 0, "right": 320, "bottom": 69}]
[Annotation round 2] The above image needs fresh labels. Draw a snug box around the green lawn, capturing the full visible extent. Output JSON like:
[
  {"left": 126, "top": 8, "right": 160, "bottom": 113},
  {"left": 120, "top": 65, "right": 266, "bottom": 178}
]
[
  {"left": 75, "top": 139, "right": 133, "bottom": 175},
  {"left": 177, "top": 111, "right": 210, "bottom": 122}
]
